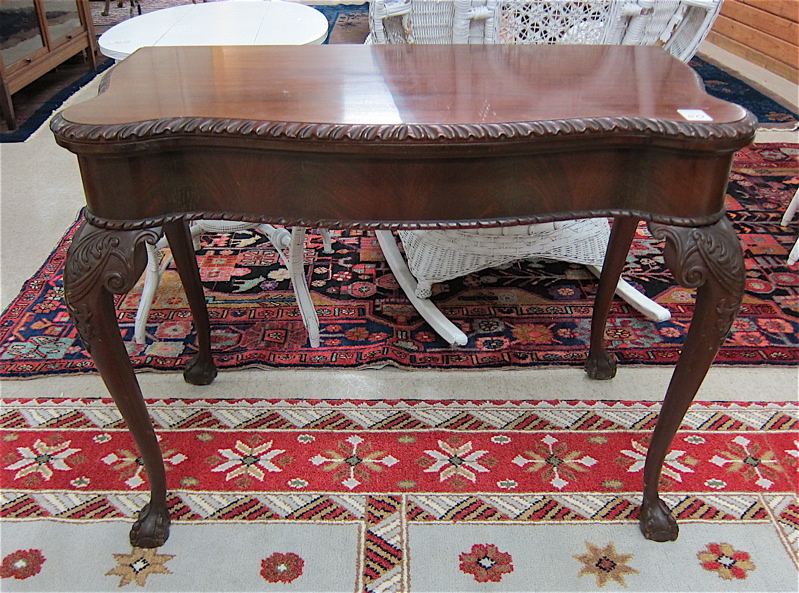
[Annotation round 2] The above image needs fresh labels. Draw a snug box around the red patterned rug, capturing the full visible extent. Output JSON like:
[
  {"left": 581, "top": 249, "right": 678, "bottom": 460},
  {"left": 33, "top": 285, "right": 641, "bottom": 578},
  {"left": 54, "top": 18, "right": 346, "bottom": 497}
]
[
  {"left": 0, "top": 143, "right": 797, "bottom": 378},
  {"left": 0, "top": 398, "right": 796, "bottom": 591}
]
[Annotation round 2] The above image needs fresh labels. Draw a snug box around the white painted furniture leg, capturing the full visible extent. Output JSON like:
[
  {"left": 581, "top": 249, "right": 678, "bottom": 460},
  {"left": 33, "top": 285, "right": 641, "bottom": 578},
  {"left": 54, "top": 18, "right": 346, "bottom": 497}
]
[
  {"left": 781, "top": 188, "right": 799, "bottom": 265},
  {"left": 788, "top": 241, "right": 799, "bottom": 266},
  {"left": 782, "top": 188, "right": 799, "bottom": 226},
  {"left": 288, "top": 227, "right": 321, "bottom": 348},
  {"left": 134, "top": 223, "right": 323, "bottom": 347},
  {"left": 375, "top": 230, "right": 469, "bottom": 346},
  {"left": 320, "top": 229, "right": 333, "bottom": 253},
  {"left": 133, "top": 234, "right": 169, "bottom": 344},
  {"left": 134, "top": 225, "right": 202, "bottom": 344},
  {"left": 586, "top": 265, "right": 671, "bottom": 322},
  {"left": 253, "top": 224, "right": 332, "bottom": 258},
  {"left": 257, "top": 224, "right": 291, "bottom": 265}
]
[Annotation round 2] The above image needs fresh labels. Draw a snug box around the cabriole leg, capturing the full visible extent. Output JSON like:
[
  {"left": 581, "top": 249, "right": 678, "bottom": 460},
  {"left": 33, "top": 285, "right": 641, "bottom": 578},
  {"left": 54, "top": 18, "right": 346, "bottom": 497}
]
[
  {"left": 163, "top": 219, "right": 217, "bottom": 385},
  {"left": 64, "top": 221, "right": 170, "bottom": 547},
  {"left": 585, "top": 216, "right": 640, "bottom": 380},
  {"left": 641, "top": 218, "right": 745, "bottom": 541}
]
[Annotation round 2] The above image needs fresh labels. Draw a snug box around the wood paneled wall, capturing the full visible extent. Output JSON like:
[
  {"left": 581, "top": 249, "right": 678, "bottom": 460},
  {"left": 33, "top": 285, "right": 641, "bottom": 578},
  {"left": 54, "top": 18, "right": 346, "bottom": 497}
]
[{"left": 705, "top": 0, "right": 798, "bottom": 83}]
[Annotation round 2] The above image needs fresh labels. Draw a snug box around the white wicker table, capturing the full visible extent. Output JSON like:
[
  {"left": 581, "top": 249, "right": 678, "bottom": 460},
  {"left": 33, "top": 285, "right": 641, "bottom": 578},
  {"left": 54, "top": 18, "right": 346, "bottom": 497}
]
[{"left": 98, "top": 0, "right": 328, "bottom": 60}]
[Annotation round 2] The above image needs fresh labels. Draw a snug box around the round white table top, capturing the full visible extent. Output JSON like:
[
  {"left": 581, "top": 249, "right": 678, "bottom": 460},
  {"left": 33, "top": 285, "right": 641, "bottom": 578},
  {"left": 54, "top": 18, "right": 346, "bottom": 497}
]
[{"left": 98, "top": 0, "right": 329, "bottom": 61}]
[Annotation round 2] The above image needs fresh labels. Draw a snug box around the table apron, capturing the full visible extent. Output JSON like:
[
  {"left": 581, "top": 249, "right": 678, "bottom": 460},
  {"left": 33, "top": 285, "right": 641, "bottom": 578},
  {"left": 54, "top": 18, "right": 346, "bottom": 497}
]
[{"left": 76, "top": 144, "right": 736, "bottom": 228}]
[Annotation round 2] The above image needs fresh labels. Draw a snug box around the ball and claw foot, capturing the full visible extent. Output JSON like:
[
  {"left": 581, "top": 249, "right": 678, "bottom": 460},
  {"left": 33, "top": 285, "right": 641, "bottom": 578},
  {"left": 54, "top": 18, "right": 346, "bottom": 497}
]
[
  {"left": 639, "top": 496, "right": 679, "bottom": 542},
  {"left": 183, "top": 354, "right": 217, "bottom": 385},
  {"left": 584, "top": 351, "right": 617, "bottom": 380},
  {"left": 129, "top": 503, "right": 171, "bottom": 548}
]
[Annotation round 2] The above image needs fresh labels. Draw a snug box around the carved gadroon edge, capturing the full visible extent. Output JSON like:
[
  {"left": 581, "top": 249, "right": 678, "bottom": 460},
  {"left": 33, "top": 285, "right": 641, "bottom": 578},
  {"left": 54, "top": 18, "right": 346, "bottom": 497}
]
[
  {"left": 82, "top": 207, "right": 726, "bottom": 233},
  {"left": 50, "top": 111, "right": 758, "bottom": 145},
  {"left": 649, "top": 217, "right": 745, "bottom": 345},
  {"left": 97, "top": 66, "right": 115, "bottom": 94},
  {"left": 64, "top": 223, "right": 160, "bottom": 348}
]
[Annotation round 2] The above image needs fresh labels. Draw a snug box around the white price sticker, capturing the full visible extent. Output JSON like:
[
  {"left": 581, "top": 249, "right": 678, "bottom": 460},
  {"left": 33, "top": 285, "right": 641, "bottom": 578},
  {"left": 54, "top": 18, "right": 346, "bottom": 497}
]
[{"left": 677, "top": 109, "right": 713, "bottom": 122}]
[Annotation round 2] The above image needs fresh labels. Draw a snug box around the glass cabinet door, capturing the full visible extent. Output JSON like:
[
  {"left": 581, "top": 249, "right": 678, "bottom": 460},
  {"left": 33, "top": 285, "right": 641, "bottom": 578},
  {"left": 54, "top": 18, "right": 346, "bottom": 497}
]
[
  {"left": 0, "top": 0, "right": 46, "bottom": 67},
  {"left": 42, "top": 0, "right": 83, "bottom": 44}
]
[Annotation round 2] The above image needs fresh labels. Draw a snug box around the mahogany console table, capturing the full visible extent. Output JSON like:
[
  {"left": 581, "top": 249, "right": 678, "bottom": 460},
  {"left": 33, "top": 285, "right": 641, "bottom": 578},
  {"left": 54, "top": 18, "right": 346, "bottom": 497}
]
[{"left": 51, "top": 44, "right": 756, "bottom": 548}]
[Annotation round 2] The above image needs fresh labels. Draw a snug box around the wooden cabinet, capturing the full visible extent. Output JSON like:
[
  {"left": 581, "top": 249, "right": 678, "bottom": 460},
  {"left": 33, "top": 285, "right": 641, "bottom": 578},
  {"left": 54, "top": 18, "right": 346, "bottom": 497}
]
[{"left": 0, "top": 0, "right": 98, "bottom": 129}]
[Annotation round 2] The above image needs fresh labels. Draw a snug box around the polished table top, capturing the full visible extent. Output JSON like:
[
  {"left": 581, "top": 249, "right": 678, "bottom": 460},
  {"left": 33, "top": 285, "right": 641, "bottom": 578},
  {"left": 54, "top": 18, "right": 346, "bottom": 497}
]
[{"left": 64, "top": 44, "right": 747, "bottom": 129}]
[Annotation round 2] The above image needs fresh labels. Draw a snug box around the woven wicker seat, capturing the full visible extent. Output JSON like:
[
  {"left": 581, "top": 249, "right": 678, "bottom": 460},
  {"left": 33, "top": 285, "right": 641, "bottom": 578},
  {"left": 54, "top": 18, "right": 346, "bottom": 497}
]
[{"left": 370, "top": 0, "right": 722, "bottom": 345}]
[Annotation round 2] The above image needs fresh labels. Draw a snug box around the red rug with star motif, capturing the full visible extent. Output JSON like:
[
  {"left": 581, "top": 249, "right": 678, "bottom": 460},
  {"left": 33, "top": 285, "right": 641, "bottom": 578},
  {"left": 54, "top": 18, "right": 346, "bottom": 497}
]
[
  {"left": 3, "top": 398, "right": 797, "bottom": 495},
  {"left": 0, "top": 144, "right": 797, "bottom": 378},
  {"left": 0, "top": 398, "right": 796, "bottom": 591}
]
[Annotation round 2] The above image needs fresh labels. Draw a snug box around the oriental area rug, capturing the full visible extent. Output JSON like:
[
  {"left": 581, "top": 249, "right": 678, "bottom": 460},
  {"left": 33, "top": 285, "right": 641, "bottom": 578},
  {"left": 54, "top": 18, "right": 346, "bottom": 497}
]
[
  {"left": 0, "top": 398, "right": 797, "bottom": 591},
  {"left": 0, "top": 144, "right": 798, "bottom": 378}
]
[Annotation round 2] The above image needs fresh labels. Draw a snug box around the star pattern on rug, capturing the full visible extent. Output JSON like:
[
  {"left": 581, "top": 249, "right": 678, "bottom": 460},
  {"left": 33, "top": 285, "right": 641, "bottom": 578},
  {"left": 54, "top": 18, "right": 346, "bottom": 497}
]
[
  {"left": 105, "top": 547, "right": 174, "bottom": 587},
  {"left": 420, "top": 437, "right": 494, "bottom": 486},
  {"left": 210, "top": 439, "right": 287, "bottom": 482},
  {"left": 709, "top": 435, "right": 786, "bottom": 489},
  {"left": 102, "top": 443, "right": 186, "bottom": 489},
  {"left": 310, "top": 435, "right": 399, "bottom": 489},
  {"left": 4, "top": 438, "right": 81, "bottom": 482},
  {"left": 697, "top": 542, "right": 756, "bottom": 580},
  {"left": 459, "top": 543, "right": 513, "bottom": 583},
  {"left": 574, "top": 541, "right": 639, "bottom": 588},
  {"left": 513, "top": 434, "right": 597, "bottom": 489},
  {"left": 617, "top": 436, "right": 698, "bottom": 485}
]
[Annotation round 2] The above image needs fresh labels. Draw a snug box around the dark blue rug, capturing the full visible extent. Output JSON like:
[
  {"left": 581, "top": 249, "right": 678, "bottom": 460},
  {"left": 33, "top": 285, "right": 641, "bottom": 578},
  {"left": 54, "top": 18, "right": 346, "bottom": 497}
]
[
  {"left": 311, "top": 2, "right": 369, "bottom": 44},
  {"left": 689, "top": 56, "right": 798, "bottom": 128}
]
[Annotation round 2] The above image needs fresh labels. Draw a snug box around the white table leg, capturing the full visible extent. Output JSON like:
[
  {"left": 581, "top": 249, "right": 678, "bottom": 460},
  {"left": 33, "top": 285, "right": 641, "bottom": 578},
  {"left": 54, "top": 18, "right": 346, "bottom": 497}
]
[
  {"left": 289, "top": 227, "right": 321, "bottom": 348},
  {"left": 788, "top": 241, "right": 799, "bottom": 266},
  {"left": 320, "top": 229, "right": 333, "bottom": 253},
  {"left": 781, "top": 188, "right": 799, "bottom": 266},
  {"left": 133, "top": 233, "right": 169, "bottom": 344},
  {"left": 135, "top": 223, "right": 323, "bottom": 347},
  {"left": 781, "top": 188, "right": 799, "bottom": 226}
]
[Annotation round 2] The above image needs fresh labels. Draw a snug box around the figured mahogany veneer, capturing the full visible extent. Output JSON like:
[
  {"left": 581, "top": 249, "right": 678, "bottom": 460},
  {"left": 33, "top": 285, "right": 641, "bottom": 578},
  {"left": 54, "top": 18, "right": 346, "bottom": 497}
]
[{"left": 51, "top": 44, "right": 756, "bottom": 549}]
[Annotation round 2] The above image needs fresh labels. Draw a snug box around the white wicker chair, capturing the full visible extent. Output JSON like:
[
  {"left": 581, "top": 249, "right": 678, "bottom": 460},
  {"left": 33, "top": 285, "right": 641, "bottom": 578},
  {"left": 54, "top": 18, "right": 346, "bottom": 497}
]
[
  {"left": 133, "top": 223, "right": 332, "bottom": 347},
  {"left": 370, "top": 0, "right": 722, "bottom": 346},
  {"left": 369, "top": 0, "right": 720, "bottom": 57}
]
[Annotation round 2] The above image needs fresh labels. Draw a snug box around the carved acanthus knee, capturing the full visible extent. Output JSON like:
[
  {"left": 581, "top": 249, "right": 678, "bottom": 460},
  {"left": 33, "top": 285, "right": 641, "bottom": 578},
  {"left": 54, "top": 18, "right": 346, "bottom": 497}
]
[
  {"left": 64, "top": 221, "right": 160, "bottom": 348},
  {"left": 648, "top": 217, "right": 745, "bottom": 345}
]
